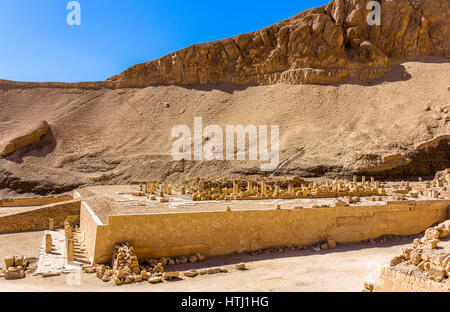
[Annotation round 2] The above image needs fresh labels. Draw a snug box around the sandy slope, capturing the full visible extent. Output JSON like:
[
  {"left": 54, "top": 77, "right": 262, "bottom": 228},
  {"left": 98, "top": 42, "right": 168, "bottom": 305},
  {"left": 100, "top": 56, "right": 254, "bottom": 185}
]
[{"left": 0, "top": 58, "right": 449, "bottom": 194}]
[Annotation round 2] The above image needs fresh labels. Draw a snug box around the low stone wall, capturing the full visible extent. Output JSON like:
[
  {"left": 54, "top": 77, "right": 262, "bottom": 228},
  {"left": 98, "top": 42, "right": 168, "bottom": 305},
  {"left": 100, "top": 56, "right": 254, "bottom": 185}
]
[
  {"left": 0, "top": 200, "right": 81, "bottom": 233},
  {"left": 0, "top": 195, "right": 73, "bottom": 207},
  {"left": 80, "top": 199, "right": 450, "bottom": 264},
  {"left": 375, "top": 267, "right": 450, "bottom": 292}
]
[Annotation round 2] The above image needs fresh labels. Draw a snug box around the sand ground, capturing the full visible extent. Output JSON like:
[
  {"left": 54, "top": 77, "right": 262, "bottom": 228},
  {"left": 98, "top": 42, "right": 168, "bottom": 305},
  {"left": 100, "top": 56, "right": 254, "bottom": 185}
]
[{"left": 0, "top": 230, "right": 412, "bottom": 292}]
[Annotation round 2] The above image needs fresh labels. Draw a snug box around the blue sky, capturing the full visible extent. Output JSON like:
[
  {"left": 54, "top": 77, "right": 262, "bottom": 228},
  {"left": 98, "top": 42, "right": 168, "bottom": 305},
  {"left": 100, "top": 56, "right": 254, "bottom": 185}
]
[{"left": 0, "top": 0, "right": 329, "bottom": 82}]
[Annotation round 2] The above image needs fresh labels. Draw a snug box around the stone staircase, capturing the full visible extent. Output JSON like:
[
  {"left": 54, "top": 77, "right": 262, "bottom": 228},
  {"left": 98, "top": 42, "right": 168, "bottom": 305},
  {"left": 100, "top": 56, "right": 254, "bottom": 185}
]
[{"left": 72, "top": 230, "right": 91, "bottom": 265}]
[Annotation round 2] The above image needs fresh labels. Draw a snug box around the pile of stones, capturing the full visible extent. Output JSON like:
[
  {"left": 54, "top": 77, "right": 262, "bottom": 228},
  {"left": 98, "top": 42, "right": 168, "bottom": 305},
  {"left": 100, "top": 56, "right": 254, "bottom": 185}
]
[
  {"left": 145, "top": 253, "right": 206, "bottom": 266},
  {"left": 83, "top": 242, "right": 212, "bottom": 286},
  {"left": 84, "top": 242, "right": 144, "bottom": 285},
  {"left": 2, "top": 256, "right": 27, "bottom": 280},
  {"left": 390, "top": 220, "right": 450, "bottom": 282},
  {"left": 246, "top": 241, "right": 338, "bottom": 256},
  {"left": 246, "top": 244, "right": 304, "bottom": 256}
]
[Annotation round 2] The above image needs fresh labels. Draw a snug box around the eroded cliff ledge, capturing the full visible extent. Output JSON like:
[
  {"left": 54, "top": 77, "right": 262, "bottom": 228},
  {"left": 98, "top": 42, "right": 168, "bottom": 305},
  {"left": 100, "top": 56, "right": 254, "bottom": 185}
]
[{"left": 108, "top": 0, "right": 449, "bottom": 87}]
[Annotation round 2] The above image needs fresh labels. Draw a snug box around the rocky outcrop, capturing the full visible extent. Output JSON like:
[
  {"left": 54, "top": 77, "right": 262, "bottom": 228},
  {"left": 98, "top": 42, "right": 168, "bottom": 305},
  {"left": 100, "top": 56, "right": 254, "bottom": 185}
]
[
  {"left": 356, "top": 135, "right": 450, "bottom": 178},
  {"left": 108, "top": 0, "right": 450, "bottom": 87},
  {"left": 0, "top": 121, "right": 50, "bottom": 158}
]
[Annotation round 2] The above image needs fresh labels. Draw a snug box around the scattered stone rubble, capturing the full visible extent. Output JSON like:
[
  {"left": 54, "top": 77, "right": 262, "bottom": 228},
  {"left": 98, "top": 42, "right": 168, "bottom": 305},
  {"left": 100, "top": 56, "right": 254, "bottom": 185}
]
[
  {"left": 2, "top": 255, "right": 28, "bottom": 280},
  {"left": 182, "top": 176, "right": 385, "bottom": 201},
  {"left": 135, "top": 173, "right": 450, "bottom": 205},
  {"left": 83, "top": 242, "right": 244, "bottom": 286},
  {"left": 245, "top": 240, "right": 339, "bottom": 256},
  {"left": 389, "top": 220, "right": 450, "bottom": 283}
]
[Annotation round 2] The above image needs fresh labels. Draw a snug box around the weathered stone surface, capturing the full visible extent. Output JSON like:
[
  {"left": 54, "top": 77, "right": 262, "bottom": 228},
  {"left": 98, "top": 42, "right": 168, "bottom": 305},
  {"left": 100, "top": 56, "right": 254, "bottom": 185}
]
[
  {"left": 149, "top": 276, "right": 163, "bottom": 284},
  {"left": 236, "top": 263, "right": 246, "bottom": 270},
  {"left": 183, "top": 270, "right": 198, "bottom": 278},
  {"left": 14, "top": 256, "right": 25, "bottom": 267},
  {"left": 0, "top": 121, "right": 50, "bottom": 158},
  {"left": 163, "top": 271, "right": 180, "bottom": 279},
  {"left": 377, "top": 219, "right": 450, "bottom": 290},
  {"left": 107, "top": 0, "right": 450, "bottom": 88},
  {"left": 5, "top": 267, "right": 25, "bottom": 280},
  {"left": 327, "top": 240, "right": 337, "bottom": 249},
  {"left": 4, "top": 256, "right": 14, "bottom": 269},
  {"left": 207, "top": 268, "right": 220, "bottom": 274},
  {"left": 390, "top": 256, "right": 405, "bottom": 267}
]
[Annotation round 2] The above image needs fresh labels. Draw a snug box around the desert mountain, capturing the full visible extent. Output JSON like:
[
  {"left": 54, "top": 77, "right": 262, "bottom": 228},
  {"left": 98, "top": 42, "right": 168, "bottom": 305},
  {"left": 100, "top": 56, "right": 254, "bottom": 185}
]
[
  {"left": 108, "top": 0, "right": 450, "bottom": 87},
  {"left": 0, "top": 0, "right": 449, "bottom": 195}
]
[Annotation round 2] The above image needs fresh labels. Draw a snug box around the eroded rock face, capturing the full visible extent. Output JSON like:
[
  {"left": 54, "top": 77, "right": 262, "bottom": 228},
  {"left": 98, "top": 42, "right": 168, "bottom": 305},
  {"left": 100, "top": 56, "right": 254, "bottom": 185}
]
[
  {"left": 0, "top": 121, "right": 50, "bottom": 158},
  {"left": 108, "top": 0, "right": 449, "bottom": 87}
]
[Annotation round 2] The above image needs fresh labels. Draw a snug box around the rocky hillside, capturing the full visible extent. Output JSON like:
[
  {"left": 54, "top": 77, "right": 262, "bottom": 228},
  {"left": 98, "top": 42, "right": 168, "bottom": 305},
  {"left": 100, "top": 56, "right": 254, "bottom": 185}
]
[
  {"left": 108, "top": 0, "right": 450, "bottom": 87},
  {"left": 0, "top": 0, "right": 449, "bottom": 195}
]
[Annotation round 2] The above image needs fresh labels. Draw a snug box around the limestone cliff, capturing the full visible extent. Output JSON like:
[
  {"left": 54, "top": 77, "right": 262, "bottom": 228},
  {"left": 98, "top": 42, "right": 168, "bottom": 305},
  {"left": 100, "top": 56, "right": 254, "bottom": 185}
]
[{"left": 108, "top": 0, "right": 450, "bottom": 87}]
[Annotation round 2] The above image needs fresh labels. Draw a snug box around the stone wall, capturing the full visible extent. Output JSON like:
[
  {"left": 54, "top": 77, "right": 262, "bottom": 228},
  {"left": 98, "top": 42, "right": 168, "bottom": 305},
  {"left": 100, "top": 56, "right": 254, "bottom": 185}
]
[
  {"left": 0, "top": 195, "right": 73, "bottom": 207},
  {"left": 0, "top": 200, "right": 81, "bottom": 233},
  {"left": 79, "top": 200, "right": 102, "bottom": 264},
  {"left": 375, "top": 267, "right": 450, "bottom": 292},
  {"left": 80, "top": 199, "right": 450, "bottom": 264}
]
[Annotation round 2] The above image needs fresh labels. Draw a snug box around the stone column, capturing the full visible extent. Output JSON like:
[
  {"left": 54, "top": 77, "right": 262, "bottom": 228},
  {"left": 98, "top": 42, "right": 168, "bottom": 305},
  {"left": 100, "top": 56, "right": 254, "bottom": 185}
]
[
  {"left": 49, "top": 219, "right": 54, "bottom": 231},
  {"left": 45, "top": 234, "right": 52, "bottom": 254},
  {"left": 67, "top": 239, "right": 74, "bottom": 263},
  {"left": 261, "top": 182, "right": 266, "bottom": 195},
  {"left": 66, "top": 226, "right": 72, "bottom": 239},
  {"left": 233, "top": 181, "right": 239, "bottom": 194}
]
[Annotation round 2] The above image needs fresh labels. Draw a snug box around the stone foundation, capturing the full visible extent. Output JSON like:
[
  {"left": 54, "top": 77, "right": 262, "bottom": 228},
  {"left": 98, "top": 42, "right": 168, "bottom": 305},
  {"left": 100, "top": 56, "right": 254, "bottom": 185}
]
[{"left": 375, "top": 267, "right": 450, "bottom": 292}]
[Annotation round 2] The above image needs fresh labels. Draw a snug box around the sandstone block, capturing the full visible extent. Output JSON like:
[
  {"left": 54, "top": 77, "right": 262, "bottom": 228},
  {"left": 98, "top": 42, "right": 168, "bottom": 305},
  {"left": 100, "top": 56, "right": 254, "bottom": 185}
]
[
  {"left": 390, "top": 256, "right": 405, "bottom": 267},
  {"left": 149, "top": 276, "right": 163, "bottom": 284},
  {"left": 5, "top": 268, "right": 25, "bottom": 280},
  {"left": 4, "top": 256, "right": 14, "bottom": 269},
  {"left": 428, "top": 265, "right": 445, "bottom": 280},
  {"left": 427, "top": 240, "right": 439, "bottom": 250},
  {"left": 183, "top": 271, "right": 198, "bottom": 278},
  {"left": 425, "top": 228, "right": 441, "bottom": 240},
  {"left": 195, "top": 253, "right": 206, "bottom": 262},
  {"left": 163, "top": 271, "right": 180, "bottom": 280},
  {"left": 189, "top": 256, "right": 198, "bottom": 264},
  {"left": 207, "top": 268, "right": 220, "bottom": 274},
  {"left": 327, "top": 240, "right": 337, "bottom": 249},
  {"left": 158, "top": 257, "right": 168, "bottom": 267},
  {"left": 14, "top": 256, "right": 25, "bottom": 268}
]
